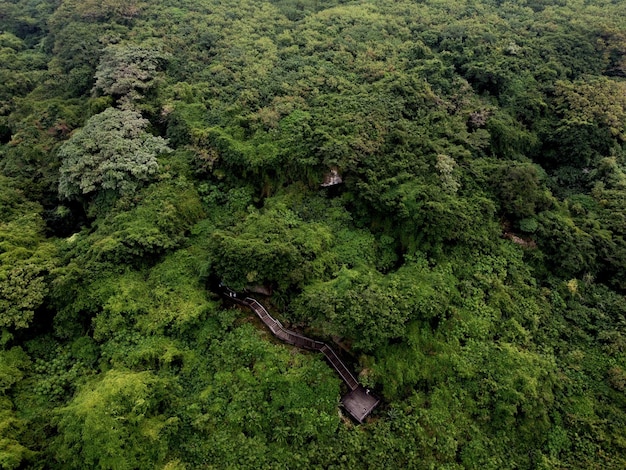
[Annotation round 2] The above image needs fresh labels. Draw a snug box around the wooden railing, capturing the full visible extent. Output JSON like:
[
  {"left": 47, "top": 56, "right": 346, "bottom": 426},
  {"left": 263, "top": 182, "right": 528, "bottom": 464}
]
[
  {"left": 319, "top": 344, "right": 359, "bottom": 391},
  {"left": 225, "top": 291, "right": 360, "bottom": 391}
]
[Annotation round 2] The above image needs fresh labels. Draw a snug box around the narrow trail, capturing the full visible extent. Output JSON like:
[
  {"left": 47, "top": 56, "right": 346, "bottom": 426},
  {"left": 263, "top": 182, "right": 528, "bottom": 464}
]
[{"left": 221, "top": 286, "right": 379, "bottom": 422}]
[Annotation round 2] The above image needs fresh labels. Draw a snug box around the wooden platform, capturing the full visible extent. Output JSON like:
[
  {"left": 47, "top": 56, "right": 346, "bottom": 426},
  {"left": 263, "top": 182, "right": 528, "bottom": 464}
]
[{"left": 341, "top": 385, "right": 380, "bottom": 423}]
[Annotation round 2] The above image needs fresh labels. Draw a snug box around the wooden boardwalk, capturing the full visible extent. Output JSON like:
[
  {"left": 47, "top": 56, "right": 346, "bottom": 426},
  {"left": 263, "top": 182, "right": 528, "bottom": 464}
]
[{"left": 222, "top": 287, "right": 379, "bottom": 422}]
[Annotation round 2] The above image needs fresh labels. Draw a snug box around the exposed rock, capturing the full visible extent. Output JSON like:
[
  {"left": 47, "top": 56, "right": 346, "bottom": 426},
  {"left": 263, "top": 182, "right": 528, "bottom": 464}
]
[{"left": 321, "top": 167, "right": 343, "bottom": 187}]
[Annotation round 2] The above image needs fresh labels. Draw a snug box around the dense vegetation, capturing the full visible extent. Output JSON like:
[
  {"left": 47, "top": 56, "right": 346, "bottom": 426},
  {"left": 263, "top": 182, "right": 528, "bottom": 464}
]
[{"left": 1, "top": 0, "right": 626, "bottom": 467}]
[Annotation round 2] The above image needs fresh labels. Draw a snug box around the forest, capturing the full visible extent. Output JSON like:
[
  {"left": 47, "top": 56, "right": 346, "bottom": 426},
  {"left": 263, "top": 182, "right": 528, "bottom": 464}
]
[{"left": 1, "top": 0, "right": 626, "bottom": 468}]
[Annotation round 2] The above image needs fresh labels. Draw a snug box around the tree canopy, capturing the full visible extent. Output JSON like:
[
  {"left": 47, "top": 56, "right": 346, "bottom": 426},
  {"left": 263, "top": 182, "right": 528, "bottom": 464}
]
[
  {"left": 57, "top": 107, "right": 170, "bottom": 202},
  {"left": 1, "top": 0, "right": 626, "bottom": 468}
]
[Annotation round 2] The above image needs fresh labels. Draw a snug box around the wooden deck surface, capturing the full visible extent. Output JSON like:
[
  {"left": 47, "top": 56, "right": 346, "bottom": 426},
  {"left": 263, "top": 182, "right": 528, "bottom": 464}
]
[{"left": 341, "top": 386, "right": 381, "bottom": 423}]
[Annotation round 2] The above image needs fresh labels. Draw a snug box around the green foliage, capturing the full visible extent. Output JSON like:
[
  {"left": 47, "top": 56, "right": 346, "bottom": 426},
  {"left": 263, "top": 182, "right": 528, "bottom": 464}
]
[
  {"left": 296, "top": 259, "right": 455, "bottom": 351},
  {"left": 519, "top": 217, "right": 538, "bottom": 233},
  {"left": 0, "top": 397, "right": 34, "bottom": 470},
  {"left": 52, "top": 369, "right": 177, "bottom": 469},
  {"left": 0, "top": 33, "right": 47, "bottom": 112},
  {"left": 45, "top": 0, "right": 139, "bottom": 94},
  {"left": 86, "top": 179, "right": 205, "bottom": 260},
  {"left": 29, "top": 344, "right": 95, "bottom": 404},
  {"left": 176, "top": 322, "right": 341, "bottom": 467},
  {"left": 90, "top": 249, "right": 214, "bottom": 341},
  {"left": 57, "top": 107, "right": 171, "bottom": 201},
  {"left": 210, "top": 203, "right": 333, "bottom": 290},
  {"left": 0, "top": 177, "right": 57, "bottom": 329},
  {"left": 1, "top": 97, "right": 86, "bottom": 201},
  {"left": 0, "top": 346, "right": 33, "bottom": 469},
  {"left": 367, "top": 177, "right": 499, "bottom": 254},
  {"left": 0, "top": 348, "right": 30, "bottom": 394},
  {"left": 536, "top": 210, "right": 597, "bottom": 277},
  {"left": 496, "top": 162, "right": 552, "bottom": 219},
  {"left": 546, "top": 77, "right": 626, "bottom": 169},
  {"left": 0, "top": 265, "right": 47, "bottom": 330},
  {"left": 2, "top": 0, "right": 626, "bottom": 467},
  {"left": 94, "top": 42, "right": 170, "bottom": 108},
  {"left": 50, "top": 179, "right": 206, "bottom": 338}
]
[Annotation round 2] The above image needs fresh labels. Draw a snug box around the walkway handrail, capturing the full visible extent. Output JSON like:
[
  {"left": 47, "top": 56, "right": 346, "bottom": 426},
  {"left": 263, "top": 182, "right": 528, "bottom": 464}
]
[
  {"left": 320, "top": 344, "right": 359, "bottom": 391},
  {"left": 224, "top": 289, "right": 359, "bottom": 391}
]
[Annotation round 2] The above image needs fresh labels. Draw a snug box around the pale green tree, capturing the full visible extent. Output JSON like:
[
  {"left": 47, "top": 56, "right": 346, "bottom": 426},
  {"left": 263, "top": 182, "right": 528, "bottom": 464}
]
[
  {"left": 93, "top": 43, "right": 169, "bottom": 108},
  {"left": 58, "top": 107, "right": 170, "bottom": 200}
]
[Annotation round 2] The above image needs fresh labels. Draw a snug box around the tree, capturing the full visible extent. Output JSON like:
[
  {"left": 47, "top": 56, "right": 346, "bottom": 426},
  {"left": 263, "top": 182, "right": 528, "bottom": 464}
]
[
  {"left": 53, "top": 370, "right": 176, "bottom": 469},
  {"left": 0, "top": 346, "right": 33, "bottom": 469},
  {"left": 210, "top": 204, "right": 333, "bottom": 291},
  {"left": 0, "top": 177, "right": 56, "bottom": 330},
  {"left": 0, "top": 264, "right": 47, "bottom": 330},
  {"left": 435, "top": 154, "right": 460, "bottom": 194},
  {"left": 0, "top": 396, "right": 34, "bottom": 469},
  {"left": 93, "top": 43, "right": 169, "bottom": 108},
  {"left": 546, "top": 77, "right": 626, "bottom": 169},
  {"left": 58, "top": 108, "right": 170, "bottom": 201},
  {"left": 295, "top": 260, "right": 454, "bottom": 352},
  {"left": 495, "top": 162, "right": 552, "bottom": 219}
]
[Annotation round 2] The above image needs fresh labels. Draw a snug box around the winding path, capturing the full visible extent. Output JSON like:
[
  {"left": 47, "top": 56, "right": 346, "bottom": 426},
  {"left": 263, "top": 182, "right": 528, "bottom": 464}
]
[{"left": 222, "top": 287, "right": 379, "bottom": 422}]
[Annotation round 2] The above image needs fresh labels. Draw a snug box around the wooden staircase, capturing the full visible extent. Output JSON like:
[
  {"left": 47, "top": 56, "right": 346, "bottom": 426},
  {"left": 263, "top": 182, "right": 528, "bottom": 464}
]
[{"left": 221, "top": 286, "right": 379, "bottom": 422}]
